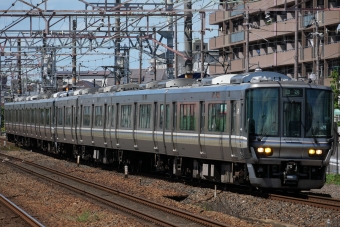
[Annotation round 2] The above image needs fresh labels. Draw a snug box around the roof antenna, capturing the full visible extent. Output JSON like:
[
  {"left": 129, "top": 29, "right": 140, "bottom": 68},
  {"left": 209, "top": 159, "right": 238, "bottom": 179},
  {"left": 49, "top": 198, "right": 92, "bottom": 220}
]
[{"left": 255, "top": 62, "right": 262, "bottom": 72}]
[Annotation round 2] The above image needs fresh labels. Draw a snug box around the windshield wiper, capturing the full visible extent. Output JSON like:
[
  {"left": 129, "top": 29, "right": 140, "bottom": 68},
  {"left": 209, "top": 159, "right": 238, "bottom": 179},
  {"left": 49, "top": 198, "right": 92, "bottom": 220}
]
[{"left": 258, "top": 121, "right": 276, "bottom": 141}]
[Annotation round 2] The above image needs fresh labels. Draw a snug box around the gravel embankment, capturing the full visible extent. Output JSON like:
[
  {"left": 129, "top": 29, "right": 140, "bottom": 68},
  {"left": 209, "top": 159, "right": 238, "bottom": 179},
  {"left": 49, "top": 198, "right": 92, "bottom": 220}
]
[{"left": 0, "top": 147, "right": 339, "bottom": 227}]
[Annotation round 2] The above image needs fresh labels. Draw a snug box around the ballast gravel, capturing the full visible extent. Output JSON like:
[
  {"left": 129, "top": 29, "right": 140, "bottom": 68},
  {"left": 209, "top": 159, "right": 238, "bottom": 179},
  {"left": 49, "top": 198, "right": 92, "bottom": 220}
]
[{"left": 0, "top": 145, "right": 339, "bottom": 227}]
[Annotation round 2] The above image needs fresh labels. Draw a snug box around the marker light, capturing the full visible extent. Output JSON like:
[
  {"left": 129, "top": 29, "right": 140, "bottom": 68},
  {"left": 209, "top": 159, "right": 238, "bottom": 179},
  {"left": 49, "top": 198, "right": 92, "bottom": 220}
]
[
  {"left": 308, "top": 149, "right": 316, "bottom": 155},
  {"left": 316, "top": 150, "right": 323, "bottom": 155}
]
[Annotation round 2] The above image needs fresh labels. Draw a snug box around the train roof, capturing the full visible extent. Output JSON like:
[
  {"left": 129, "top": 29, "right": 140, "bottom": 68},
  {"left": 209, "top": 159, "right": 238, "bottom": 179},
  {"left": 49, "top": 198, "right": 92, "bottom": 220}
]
[
  {"left": 5, "top": 71, "right": 331, "bottom": 104},
  {"left": 230, "top": 71, "right": 291, "bottom": 84}
]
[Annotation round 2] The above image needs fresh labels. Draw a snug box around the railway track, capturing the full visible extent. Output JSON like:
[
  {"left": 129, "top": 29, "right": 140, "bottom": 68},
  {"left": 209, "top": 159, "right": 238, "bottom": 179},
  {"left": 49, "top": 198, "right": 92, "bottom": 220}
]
[
  {"left": 0, "top": 153, "right": 229, "bottom": 227},
  {"left": 268, "top": 193, "right": 340, "bottom": 211},
  {"left": 0, "top": 193, "right": 45, "bottom": 227}
]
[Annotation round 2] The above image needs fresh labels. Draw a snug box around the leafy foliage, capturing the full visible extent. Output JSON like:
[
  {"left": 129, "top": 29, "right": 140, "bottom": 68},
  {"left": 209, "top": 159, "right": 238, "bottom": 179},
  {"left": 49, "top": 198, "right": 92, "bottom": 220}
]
[
  {"left": 330, "top": 70, "right": 340, "bottom": 110},
  {"left": 326, "top": 174, "right": 340, "bottom": 185}
]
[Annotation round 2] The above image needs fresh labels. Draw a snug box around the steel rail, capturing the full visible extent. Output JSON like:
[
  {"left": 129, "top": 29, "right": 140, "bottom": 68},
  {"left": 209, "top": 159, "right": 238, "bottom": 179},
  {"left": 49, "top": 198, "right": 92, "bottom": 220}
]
[
  {"left": 269, "top": 193, "right": 340, "bottom": 211},
  {"left": 0, "top": 193, "right": 45, "bottom": 227},
  {"left": 1, "top": 154, "right": 230, "bottom": 227}
]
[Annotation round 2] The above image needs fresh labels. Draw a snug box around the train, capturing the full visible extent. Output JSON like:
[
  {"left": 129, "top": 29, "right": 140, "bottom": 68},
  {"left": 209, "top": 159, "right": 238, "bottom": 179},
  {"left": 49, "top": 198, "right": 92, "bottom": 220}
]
[{"left": 4, "top": 70, "right": 337, "bottom": 190}]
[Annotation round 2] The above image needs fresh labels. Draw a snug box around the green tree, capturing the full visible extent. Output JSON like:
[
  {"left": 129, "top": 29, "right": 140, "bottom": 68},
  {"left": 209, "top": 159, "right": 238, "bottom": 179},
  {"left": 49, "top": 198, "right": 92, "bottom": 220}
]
[{"left": 330, "top": 69, "right": 340, "bottom": 109}]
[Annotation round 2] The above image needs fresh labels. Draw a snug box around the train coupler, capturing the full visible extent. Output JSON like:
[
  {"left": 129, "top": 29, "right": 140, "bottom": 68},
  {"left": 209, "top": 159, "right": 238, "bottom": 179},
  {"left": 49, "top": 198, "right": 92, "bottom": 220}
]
[{"left": 283, "top": 161, "right": 299, "bottom": 185}]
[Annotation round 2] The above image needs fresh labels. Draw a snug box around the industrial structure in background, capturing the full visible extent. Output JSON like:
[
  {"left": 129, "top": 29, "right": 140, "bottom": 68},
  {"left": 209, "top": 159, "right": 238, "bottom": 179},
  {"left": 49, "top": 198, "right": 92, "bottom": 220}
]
[
  {"left": 0, "top": 0, "right": 340, "bottom": 99},
  {"left": 208, "top": 0, "right": 340, "bottom": 86}
]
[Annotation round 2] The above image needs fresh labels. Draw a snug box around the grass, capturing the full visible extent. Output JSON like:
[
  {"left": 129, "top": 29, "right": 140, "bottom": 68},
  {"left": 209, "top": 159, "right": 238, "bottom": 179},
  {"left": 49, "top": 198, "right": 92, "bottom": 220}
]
[
  {"left": 76, "top": 211, "right": 91, "bottom": 222},
  {"left": 326, "top": 174, "right": 340, "bottom": 185}
]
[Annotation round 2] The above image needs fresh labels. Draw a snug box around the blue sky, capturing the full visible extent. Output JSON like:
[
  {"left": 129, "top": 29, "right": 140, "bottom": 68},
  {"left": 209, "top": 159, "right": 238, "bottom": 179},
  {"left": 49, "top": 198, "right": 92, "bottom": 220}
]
[{"left": 0, "top": 0, "right": 219, "bottom": 76}]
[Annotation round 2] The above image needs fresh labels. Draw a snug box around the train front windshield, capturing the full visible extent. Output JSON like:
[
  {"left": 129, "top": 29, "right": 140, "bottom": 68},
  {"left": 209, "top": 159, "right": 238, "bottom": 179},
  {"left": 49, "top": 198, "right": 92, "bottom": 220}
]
[{"left": 246, "top": 87, "right": 332, "bottom": 138}]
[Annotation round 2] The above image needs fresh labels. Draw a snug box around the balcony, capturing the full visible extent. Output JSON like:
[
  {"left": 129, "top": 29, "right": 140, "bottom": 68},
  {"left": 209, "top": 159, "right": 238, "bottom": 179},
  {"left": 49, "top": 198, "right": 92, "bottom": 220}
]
[
  {"left": 324, "top": 11, "right": 340, "bottom": 26},
  {"left": 324, "top": 42, "right": 340, "bottom": 59},
  {"left": 209, "top": 11, "right": 227, "bottom": 25}
]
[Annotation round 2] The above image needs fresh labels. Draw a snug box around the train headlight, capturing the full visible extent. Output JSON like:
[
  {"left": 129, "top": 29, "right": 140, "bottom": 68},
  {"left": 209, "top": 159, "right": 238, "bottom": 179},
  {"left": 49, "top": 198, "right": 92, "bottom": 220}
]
[
  {"left": 264, "top": 148, "right": 272, "bottom": 154},
  {"left": 308, "top": 149, "right": 316, "bottom": 155},
  {"left": 257, "top": 147, "right": 273, "bottom": 155},
  {"left": 316, "top": 149, "right": 322, "bottom": 155},
  {"left": 257, "top": 147, "right": 264, "bottom": 153}
]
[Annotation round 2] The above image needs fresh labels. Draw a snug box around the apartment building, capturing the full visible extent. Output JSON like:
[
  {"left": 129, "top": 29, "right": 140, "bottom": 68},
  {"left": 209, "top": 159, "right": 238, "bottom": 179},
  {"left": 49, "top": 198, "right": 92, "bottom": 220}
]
[{"left": 208, "top": 0, "right": 340, "bottom": 85}]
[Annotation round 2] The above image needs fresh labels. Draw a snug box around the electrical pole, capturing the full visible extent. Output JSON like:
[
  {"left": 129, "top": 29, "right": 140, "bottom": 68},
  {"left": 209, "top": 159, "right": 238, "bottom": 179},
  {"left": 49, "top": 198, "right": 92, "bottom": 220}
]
[
  {"left": 315, "top": 11, "right": 320, "bottom": 85},
  {"left": 294, "top": 0, "right": 299, "bottom": 80},
  {"left": 174, "top": 16, "right": 178, "bottom": 78},
  {"left": 200, "top": 12, "right": 205, "bottom": 79},
  {"left": 244, "top": 4, "right": 249, "bottom": 73},
  {"left": 153, "top": 28, "right": 157, "bottom": 81},
  {"left": 41, "top": 32, "right": 46, "bottom": 93},
  {"left": 17, "top": 39, "right": 22, "bottom": 96},
  {"left": 72, "top": 19, "right": 77, "bottom": 90},
  {"left": 139, "top": 35, "right": 142, "bottom": 84},
  {"left": 184, "top": 0, "right": 193, "bottom": 77},
  {"left": 114, "top": 0, "right": 121, "bottom": 85}
]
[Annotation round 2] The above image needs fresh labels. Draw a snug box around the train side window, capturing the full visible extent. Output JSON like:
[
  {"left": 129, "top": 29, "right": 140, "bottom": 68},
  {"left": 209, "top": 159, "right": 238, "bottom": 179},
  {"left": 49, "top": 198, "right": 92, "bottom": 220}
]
[
  {"left": 111, "top": 105, "right": 115, "bottom": 128},
  {"left": 159, "top": 104, "right": 163, "bottom": 129},
  {"left": 40, "top": 109, "right": 45, "bottom": 125},
  {"left": 106, "top": 106, "right": 111, "bottom": 128},
  {"left": 57, "top": 107, "right": 63, "bottom": 126},
  {"left": 83, "top": 106, "right": 91, "bottom": 127},
  {"left": 36, "top": 109, "right": 39, "bottom": 125},
  {"left": 159, "top": 104, "right": 170, "bottom": 130},
  {"left": 46, "top": 108, "right": 50, "bottom": 126},
  {"left": 139, "top": 104, "right": 151, "bottom": 129},
  {"left": 17, "top": 109, "right": 20, "bottom": 124},
  {"left": 208, "top": 103, "right": 227, "bottom": 132},
  {"left": 120, "top": 105, "right": 131, "bottom": 128},
  {"left": 31, "top": 109, "right": 34, "bottom": 124},
  {"left": 65, "top": 107, "right": 72, "bottom": 126},
  {"left": 94, "top": 106, "right": 103, "bottom": 127},
  {"left": 179, "top": 104, "right": 196, "bottom": 131},
  {"left": 27, "top": 109, "right": 30, "bottom": 125}
]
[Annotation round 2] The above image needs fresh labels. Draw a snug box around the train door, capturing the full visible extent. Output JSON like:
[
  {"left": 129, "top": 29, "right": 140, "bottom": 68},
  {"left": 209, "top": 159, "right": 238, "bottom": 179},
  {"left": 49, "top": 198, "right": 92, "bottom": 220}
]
[
  {"left": 19, "top": 107, "right": 23, "bottom": 137},
  {"left": 133, "top": 102, "right": 138, "bottom": 148},
  {"left": 63, "top": 106, "right": 67, "bottom": 141},
  {"left": 152, "top": 102, "right": 158, "bottom": 151},
  {"left": 171, "top": 102, "right": 177, "bottom": 153},
  {"left": 155, "top": 103, "right": 166, "bottom": 153},
  {"left": 47, "top": 106, "right": 52, "bottom": 141},
  {"left": 43, "top": 107, "right": 47, "bottom": 140},
  {"left": 56, "top": 106, "right": 63, "bottom": 143},
  {"left": 33, "top": 107, "right": 37, "bottom": 139},
  {"left": 38, "top": 107, "right": 42, "bottom": 139},
  {"left": 74, "top": 104, "right": 78, "bottom": 144},
  {"left": 103, "top": 104, "right": 109, "bottom": 146},
  {"left": 90, "top": 104, "right": 95, "bottom": 145},
  {"left": 199, "top": 101, "right": 206, "bottom": 156},
  {"left": 23, "top": 108, "right": 28, "bottom": 138},
  {"left": 78, "top": 105, "right": 83, "bottom": 143},
  {"left": 115, "top": 103, "right": 119, "bottom": 147},
  {"left": 229, "top": 100, "right": 241, "bottom": 161},
  {"left": 71, "top": 105, "right": 76, "bottom": 143}
]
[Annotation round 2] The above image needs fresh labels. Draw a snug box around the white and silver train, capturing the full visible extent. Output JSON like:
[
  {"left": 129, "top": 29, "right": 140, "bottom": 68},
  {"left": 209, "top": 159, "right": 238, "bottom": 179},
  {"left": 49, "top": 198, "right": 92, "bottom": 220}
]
[{"left": 4, "top": 71, "right": 336, "bottom": 190}]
